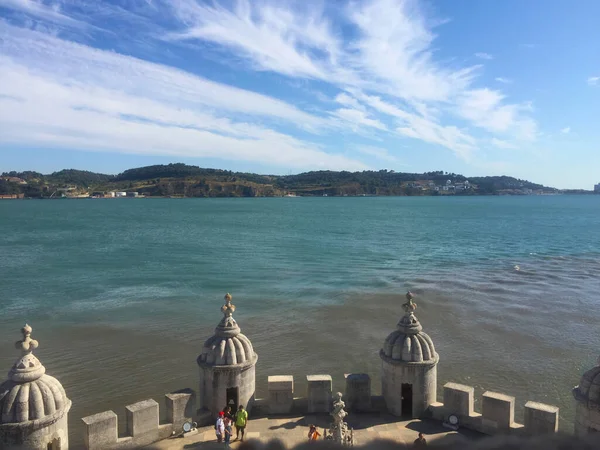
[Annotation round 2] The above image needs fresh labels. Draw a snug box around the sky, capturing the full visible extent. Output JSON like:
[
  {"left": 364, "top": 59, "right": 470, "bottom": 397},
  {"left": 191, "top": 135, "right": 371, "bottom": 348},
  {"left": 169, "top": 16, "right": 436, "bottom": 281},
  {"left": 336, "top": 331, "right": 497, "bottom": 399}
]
[{"left": 0, "top": 0, "right": 599, "bottom": 189}]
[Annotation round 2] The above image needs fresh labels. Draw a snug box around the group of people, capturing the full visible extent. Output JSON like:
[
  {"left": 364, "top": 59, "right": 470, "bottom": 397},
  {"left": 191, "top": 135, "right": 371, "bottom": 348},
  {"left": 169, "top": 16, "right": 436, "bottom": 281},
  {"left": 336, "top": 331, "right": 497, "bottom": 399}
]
[
  {"left": 215, "top": 405, "right": 427, "bottom": 448},
  {"left": 215, "top": 404, "right": 249, "bottom": 447},
  {"left": 307, "top": 425, "right": 427, "bottom": 447}
]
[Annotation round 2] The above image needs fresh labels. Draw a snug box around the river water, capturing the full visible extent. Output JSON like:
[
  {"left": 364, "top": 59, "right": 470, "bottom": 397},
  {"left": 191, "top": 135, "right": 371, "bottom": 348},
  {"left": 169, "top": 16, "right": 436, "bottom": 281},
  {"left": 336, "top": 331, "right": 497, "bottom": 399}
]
[{"left": 0, "top": 196, "right": 599, "bottom": 445}]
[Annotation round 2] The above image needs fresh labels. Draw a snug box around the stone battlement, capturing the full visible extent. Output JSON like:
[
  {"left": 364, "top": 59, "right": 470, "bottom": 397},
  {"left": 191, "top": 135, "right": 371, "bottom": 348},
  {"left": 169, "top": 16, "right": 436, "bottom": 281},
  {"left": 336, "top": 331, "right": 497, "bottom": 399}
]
[
  {"left": 262, "top": 375, "right": 558, "bottom": 437},
  {"left": 80, "top": 376, "right": 559, "bottom": 448},
  {"left": 81, "top": 389, "right": 196, "bottom": 450},
  {"left": 428, "top": 382, "right": 559, "bottom": 437}
]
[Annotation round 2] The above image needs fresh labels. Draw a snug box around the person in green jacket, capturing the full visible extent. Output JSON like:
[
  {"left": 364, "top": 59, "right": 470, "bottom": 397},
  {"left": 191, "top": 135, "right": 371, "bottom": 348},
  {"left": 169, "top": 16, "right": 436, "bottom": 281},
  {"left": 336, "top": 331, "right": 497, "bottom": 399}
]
[{"left": 234, "top": 404, "right": 248, "bottom": 441}]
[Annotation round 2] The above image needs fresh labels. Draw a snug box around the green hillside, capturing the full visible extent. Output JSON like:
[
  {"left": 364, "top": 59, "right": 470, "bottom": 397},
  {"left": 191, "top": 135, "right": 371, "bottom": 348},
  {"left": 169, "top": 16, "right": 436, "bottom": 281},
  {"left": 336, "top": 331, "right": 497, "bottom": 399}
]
[{"left": 1, "top": 163, "right": 559, "bottom": 198}]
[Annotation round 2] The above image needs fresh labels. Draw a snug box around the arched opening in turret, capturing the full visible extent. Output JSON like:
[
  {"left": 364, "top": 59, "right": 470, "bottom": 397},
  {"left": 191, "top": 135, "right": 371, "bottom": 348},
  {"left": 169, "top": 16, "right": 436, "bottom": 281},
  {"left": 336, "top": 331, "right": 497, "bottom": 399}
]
[
  {"left": 401, "top": 383, "right": 413, "bottom": 417},
  {"left": 227, "top": 387, "right": 239, "bottom": 410},
  {"left": 47, "top": 437, "right": 61, "bottom": 450}
]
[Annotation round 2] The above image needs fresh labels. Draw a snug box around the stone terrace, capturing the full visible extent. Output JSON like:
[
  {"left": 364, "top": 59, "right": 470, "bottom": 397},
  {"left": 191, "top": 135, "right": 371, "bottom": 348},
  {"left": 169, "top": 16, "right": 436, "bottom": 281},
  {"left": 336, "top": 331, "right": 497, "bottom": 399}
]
[{"left": 146, "top": 414, "right": 484, "bottom": 450}]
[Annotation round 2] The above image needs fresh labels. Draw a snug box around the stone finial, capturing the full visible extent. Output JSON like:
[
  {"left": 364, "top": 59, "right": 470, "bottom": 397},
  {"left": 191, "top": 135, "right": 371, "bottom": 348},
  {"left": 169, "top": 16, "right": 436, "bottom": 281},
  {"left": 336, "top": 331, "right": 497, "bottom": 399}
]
[
  {"left": 9, "top": 324, "right": 46, "bottom": 382},
  {"left": 15, "top": 323, "right": 39, "bottom": 355},
  {"left": 221, "top": 293, "right": 236, "bottom": 317},
  {"left": 402, "top": 291, "right": 417, "bottom": 315}
]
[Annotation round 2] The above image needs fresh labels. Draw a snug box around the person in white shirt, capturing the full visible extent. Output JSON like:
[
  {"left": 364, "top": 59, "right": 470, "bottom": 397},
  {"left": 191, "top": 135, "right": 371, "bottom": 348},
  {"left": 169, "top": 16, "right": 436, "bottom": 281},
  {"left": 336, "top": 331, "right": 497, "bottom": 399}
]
[{"left": 215, "top": 411, "right": 225, "bottom": 443}]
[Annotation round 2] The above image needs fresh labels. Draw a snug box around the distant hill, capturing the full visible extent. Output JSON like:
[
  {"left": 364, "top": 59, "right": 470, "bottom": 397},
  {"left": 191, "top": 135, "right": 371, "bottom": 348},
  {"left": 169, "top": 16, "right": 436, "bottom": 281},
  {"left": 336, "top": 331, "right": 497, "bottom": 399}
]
[{"left": 1, "top": 163, "right": 560, "bottom": 198}]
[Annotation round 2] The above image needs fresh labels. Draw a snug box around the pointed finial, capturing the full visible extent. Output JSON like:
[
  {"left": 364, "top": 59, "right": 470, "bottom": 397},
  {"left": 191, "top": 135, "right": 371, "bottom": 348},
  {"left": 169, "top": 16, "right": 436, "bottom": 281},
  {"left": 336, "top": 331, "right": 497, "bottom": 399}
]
[
  {"left": 402, "top": 291, "right": 417, "bottom": 314},
  {"left": 221, "top": 293, "right": 236, "bottom": 317},
  {"left": 15, "top": 323, "right": 39, "bottom": 355}
]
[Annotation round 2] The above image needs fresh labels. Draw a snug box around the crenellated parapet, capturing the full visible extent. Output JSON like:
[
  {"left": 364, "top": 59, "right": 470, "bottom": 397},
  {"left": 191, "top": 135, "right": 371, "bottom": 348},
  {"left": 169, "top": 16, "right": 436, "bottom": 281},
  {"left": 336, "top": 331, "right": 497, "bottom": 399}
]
[
  {"left": 429, "top": 382, "right": 559, "bottom": 437},
  {"left": 80, "top": 389, "right": 196, "bottom": 450}
]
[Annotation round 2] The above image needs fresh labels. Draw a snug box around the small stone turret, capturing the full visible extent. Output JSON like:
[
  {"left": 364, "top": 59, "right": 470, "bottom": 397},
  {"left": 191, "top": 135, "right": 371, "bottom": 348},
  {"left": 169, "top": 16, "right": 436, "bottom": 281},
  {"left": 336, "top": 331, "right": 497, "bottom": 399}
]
[
  {"left": 197, "top": 293, "right": 258, "bottom": 418},
  {"left": 573, "top": 355, "right": 600, "bottom": 435},
  {"left": 380, "top": 292, "right": 439, "bottom": 418},
  {"left": 0, "top": 324, "right": 71, "bottom": 449}
]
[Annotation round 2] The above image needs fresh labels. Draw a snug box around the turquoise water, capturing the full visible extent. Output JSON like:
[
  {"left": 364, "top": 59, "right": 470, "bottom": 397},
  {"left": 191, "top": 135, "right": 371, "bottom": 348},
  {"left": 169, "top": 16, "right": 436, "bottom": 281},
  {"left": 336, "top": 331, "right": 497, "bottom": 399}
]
[{"left": 1, "top": 196, "right": 599, "bottom": 443}]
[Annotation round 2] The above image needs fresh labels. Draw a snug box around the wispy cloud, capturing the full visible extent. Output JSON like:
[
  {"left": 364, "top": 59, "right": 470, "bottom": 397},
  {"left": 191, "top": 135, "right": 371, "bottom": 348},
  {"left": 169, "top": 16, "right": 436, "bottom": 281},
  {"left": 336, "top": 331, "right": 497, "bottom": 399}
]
[
  {"left": 495, "top": 77, "right": 512, "bottom": 84},
  {"left": 475, "top": 52, "right": 493, "bottom": 60},
  {"left": 163, "top": 0, "right": 538, "bottom": 160},
  {"left": 587, "top": 76, "right": 599, "bottom": 86},
  {"left": 0, "top": 23, "right": 367, "bottom": 171},
  {"left": 520, "top": 43, "right": 536, "bottom": 49},
  {"left": 491, "top": 138, "right": 517, "bottom": 149},
  {"left": 355, "top": 145, "right": 400, "bottom": 163},
  {"left": 0, "top": 0, "right": 542, "bottom": 168},
  {"left": 0, "top": 0, "right": 89, "bottom": 28},
  {"left": 560, "top": 127, "right": 571, "bottom": 134}
]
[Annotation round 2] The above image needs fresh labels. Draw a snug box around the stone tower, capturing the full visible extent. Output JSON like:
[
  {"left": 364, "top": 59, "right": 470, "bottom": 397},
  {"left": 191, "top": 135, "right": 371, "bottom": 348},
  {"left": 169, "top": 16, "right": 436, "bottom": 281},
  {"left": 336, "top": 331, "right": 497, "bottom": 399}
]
[
  {"left": 573, "top": 355, "right": 600, "bottom": 435},
  {"left": 197, "top": 293, "right": 258, "bottom": 418},
  {"left": 0, "top": 324, "right": 71, "bottom": 449},
  {"left": 380, "top": 292, "right": 439, "bottom": 418}
]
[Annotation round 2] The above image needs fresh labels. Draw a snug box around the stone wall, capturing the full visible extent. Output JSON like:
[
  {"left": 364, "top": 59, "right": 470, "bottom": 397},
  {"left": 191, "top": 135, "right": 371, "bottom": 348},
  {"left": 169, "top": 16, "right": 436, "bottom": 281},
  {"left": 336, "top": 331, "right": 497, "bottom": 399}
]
[
  {"left": 265, "top": 373, "right": 372, "bottom": 415},
  {"left": 198, "top": 362, "right": 256, "bottom": 420},
  {"left": 381, "top": 359, "right": 437, "bottom": 418},
  {"left": 429, "top": 382, "right": 559, "bottom": 437},
  {"left": 80, "top": 389, "right": 195, "bottom": 450},
  {"left": 0, "top": 409, "right": 69, "bottom": 450}
]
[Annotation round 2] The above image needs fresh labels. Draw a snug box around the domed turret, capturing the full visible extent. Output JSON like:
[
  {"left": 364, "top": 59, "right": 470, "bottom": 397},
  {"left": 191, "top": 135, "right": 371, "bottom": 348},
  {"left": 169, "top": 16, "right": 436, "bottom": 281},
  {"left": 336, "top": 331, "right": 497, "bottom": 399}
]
[
  {"left": 198, "top": 293, "right": 256, "bottom": 366},
  {"left": 380, "top": 292, "right": 439, "bottom": 418},
  {"left": 381, "top": 300, "right": 437, "bottom": 363},
  {"left": 0, "top": 324, "right": 71, "bottom": 449},
  {"left": 197, "top": 294, "right": 258, "bottom": 419},
  {"left": 573, "top": 356, "right": 600, "bottom": 435}
]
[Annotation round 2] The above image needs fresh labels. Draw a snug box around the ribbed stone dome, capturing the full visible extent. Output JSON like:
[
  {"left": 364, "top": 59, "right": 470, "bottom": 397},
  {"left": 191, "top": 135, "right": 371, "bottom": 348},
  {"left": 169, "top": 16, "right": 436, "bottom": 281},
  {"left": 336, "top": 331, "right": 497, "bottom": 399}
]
[
  {"left": 380, "top": 292, "right": 438, "bottom": 363},
  {"left": 573, "top": 358, "right": 600, "bottom": 410},
  {"left": 0, "top": 375, "right": 68, "bottom": 423},
  {"left": 0, "top": 324, "right": 71, "bottom": 424},
  {"left": 197, "top": 294, "right": 257, "bottom": 367}
]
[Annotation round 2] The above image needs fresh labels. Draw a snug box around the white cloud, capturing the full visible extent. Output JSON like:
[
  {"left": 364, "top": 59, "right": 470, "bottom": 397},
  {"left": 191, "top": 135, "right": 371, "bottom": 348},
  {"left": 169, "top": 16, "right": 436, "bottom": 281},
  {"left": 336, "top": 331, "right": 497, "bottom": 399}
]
[
  {"left": 163, "top": 0, "right": 538, "bottom": 159},
  {"left": 0, "top": 0, "right": 542, "bottom": 167},
  {"left": 332, "top": 108, "right": 387, "bottom": 131},
  {"left": 587, "top": 76, "right": 599, "bottom": 86},
  {"left": 455, "top": 88, "right": 537, "bottom": 140},
  {"left": 560, "top": 127, "right": 571, "bottom": 134},
  {"left": 0, "top": 0, "right": 88, "bottom": 28},
  {"left": 352, "top": 91, "right": 476, "bottom": 159},
  {"left": 491, "top": 138, "right": 517, "bottom": 149},
  {"left": 495, "top": 77, "right": 512, "bottom": 84},
  {"left": 0, "top": 24, "right": 368, "bottom": 171},
  {"left": 475, "top": 52, "right": 493, "bottom": 60},
  {"left": 355, "top": 145, "right": 399, "bottom": 163},
  {"left": 334, "top": 93, "right": 364, "bottom": 110},
  {"left": 163, "top": 0, "right": 337, "bottom": 80},
  {"left": 165, "top": 0, "right": 478, "bottom": 103}
]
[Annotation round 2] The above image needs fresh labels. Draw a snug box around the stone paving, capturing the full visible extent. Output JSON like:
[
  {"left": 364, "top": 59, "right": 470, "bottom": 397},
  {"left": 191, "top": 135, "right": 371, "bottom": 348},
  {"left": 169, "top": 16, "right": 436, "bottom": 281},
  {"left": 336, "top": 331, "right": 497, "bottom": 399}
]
[{"left": 146, "top": 413, "right": 484, "bottom": 450}]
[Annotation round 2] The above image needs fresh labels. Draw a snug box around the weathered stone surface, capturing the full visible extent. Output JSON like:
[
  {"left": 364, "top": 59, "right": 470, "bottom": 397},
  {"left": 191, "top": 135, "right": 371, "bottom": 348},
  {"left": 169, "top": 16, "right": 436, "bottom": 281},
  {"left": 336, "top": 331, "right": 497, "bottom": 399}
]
[
  {"left": 344, "top": 373, "right": 371, "bottom": 412},
  {"left": 524, "top": 401, "right": 559, "bottom": 435},
  {"left": 573, "top": 360, "right": 600, "bottom": 435},
  {"left": 0, "top": 325, "right": 71, "bottom": 449},
  {"left": 381, "top": 360, "right": 437, "bottom": 418},
  {"left": 443, "top": 382, "right": 474, "bottom": 417},
  {"left": 82, "top": 410, "right": 118, "bottom": 450},
  {"left": 307, "top": 375, "right": 332, "bottom": 413},
  {"left": 166, "top": 390, "right": 196, "bottom": 431},
  {"left": 380, "top": 292, "right": 439, "bottom": 418},
  {"left": 126, "top": 399, "right": 159, "bottom": 445},
  {"left": 481, "top": 391, "right": 515, "bottom": 433},
  {"left": 197, "top": 294, "right": 258, "bottom": 419},
  {"left": 268, "top": 376, "right": 294, "bottom": 414}
]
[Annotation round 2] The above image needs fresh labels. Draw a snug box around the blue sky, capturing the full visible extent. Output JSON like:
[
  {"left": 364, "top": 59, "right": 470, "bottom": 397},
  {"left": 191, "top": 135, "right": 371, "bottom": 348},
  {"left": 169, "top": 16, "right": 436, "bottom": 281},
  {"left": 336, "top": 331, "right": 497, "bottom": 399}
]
[{"left": 0, "top": 0, "right": 599, "bottom": 189}]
